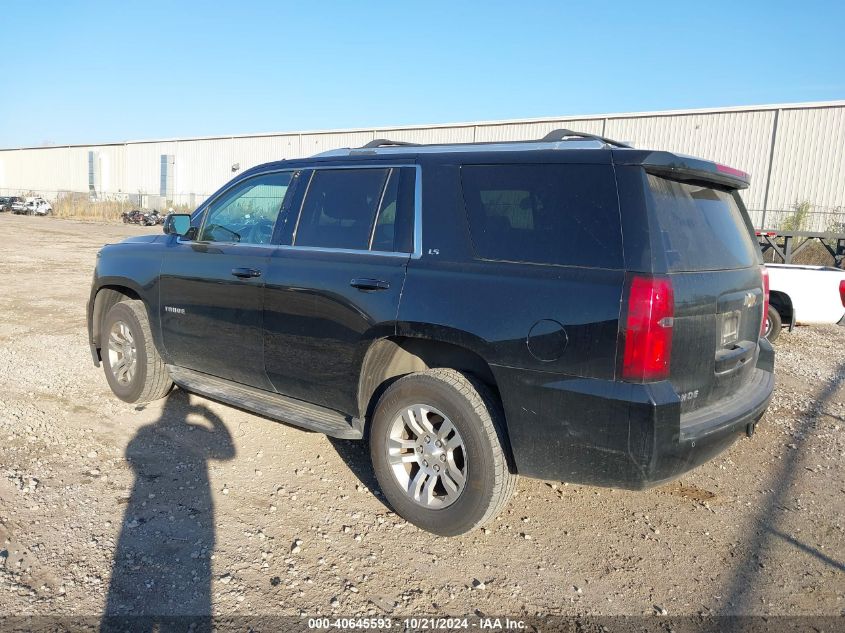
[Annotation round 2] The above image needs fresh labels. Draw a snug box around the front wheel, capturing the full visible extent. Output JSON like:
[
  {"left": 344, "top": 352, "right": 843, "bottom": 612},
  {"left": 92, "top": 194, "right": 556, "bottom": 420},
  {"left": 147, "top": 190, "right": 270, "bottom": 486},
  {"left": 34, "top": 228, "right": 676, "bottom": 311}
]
[
  {"left": 370, "top": 369, "right": 516, "bottom": 536},
  {"left": 101, "top": 300, "right": 173, "bottom": 403}
]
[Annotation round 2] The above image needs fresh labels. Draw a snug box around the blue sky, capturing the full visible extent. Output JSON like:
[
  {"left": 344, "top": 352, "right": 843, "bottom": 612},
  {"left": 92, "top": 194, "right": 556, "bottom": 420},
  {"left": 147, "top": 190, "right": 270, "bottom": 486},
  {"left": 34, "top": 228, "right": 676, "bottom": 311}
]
[{"left": 2, "top": 0, "right": 843, "bottom": 147}]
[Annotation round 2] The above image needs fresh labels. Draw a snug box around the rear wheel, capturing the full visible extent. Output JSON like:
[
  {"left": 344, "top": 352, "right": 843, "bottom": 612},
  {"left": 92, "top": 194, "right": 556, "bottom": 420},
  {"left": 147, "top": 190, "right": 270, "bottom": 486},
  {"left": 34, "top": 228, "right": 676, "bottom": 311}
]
[
  {"left": 102, "top": 300, "right": 173, "bottom": 403},
  {"left": 370, "top": 369, "right": 516, "bottom": 536},
  {"left": 764, "top": 305, "right": 782, "bottom": 342}
]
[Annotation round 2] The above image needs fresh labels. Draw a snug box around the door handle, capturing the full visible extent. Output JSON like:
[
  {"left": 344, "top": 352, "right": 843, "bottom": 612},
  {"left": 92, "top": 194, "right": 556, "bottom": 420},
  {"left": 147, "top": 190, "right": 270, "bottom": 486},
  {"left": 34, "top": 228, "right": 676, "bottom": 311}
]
[
  {"left": 231, "top": 267, "right": 262, "bottom": 279},
  {"left": 350, "top": 278, "right": 390, "bottom": 291}
]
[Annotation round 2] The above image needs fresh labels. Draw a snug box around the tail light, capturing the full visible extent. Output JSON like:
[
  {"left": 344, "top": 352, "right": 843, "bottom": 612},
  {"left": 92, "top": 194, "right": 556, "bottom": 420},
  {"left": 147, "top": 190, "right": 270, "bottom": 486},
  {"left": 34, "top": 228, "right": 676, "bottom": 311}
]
[
  {"left": 839, "top": 279, "right": 845, "bottom": 308},
  {"left": 621, "top": 275, "right": 674, "bottom": 382},
  {"left": 760, "top": 266, "right": 770, "bottom": 336}
]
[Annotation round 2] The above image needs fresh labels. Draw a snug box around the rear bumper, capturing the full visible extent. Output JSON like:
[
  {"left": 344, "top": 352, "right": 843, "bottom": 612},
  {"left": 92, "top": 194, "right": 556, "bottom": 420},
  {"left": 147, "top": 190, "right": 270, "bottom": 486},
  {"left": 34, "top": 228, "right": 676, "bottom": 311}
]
[{"left": 493, "top": 340, "right": 775, "bottom": 489}]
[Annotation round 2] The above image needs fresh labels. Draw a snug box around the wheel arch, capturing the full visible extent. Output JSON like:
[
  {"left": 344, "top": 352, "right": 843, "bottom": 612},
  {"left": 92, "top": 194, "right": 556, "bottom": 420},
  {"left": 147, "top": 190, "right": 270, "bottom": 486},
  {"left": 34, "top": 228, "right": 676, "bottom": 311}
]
[
  {"left": 356, "top": 334, "right": 503, "bottom": 432},
  {"left": 90, "top": 282, "right": 151, "bottom": 361},
  {"left": 769, "top": 290, "right": 795, "bottom": 330}
]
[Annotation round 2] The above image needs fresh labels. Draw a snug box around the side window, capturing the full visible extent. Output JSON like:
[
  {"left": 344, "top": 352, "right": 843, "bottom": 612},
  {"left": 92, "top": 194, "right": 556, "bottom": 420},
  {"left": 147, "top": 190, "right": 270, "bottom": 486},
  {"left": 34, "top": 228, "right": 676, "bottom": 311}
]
[
  {"left": 294, "top": 169, "right": 390, "bottom": 250},
  {"left": 199, "top": 172, "right": 292, "bottom": 244},
  {"left": 461, "top": 164, "right": 622, "bottom": 268}
]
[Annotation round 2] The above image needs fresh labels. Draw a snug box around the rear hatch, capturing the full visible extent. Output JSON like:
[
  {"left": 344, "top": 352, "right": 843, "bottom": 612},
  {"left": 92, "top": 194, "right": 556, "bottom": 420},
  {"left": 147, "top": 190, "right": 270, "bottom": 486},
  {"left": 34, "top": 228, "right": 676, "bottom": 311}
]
[{"left": 643, "top": 169, "right": 765, "bottom": 416}]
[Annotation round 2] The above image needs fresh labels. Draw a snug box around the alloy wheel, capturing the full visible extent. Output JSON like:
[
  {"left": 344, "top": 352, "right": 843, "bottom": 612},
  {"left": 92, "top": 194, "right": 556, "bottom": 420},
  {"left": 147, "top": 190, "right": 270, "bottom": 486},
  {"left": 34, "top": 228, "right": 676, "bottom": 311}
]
[
  {"left": 386, "top": 404, "right": 467, "bottom": 508},
  {"left": 107, "top": 320, "right": 137, "bottom": 386}
]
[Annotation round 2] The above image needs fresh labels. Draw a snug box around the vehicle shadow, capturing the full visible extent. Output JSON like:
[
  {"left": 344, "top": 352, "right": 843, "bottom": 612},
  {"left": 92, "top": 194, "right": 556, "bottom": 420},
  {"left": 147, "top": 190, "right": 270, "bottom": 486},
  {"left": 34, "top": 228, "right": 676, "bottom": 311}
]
[
  {"left": 718, "top": 358, "right": 845, "bottom": 616},
  {"left": 101, "top": 390, "right": 235, "bottom": 632},
  {"left": 325, "top": 378, "right": 397, "bottom": 510},
  {"left": 327, "top": 437, "right": 389, "bottom": 508}
]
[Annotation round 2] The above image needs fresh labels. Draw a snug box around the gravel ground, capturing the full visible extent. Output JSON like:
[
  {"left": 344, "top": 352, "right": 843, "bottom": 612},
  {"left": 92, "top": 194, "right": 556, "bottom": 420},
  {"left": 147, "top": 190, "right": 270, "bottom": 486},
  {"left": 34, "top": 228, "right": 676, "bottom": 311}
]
[{"left": 0, "top": 214, "right": 843, "bottom": 621}]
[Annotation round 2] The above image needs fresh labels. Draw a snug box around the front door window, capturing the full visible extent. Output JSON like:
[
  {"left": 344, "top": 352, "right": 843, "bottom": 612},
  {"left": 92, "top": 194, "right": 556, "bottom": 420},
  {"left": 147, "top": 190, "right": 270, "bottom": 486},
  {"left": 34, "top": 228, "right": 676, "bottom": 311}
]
[{"left": 199, "top": 172, "right": 293, "bottom": 244}]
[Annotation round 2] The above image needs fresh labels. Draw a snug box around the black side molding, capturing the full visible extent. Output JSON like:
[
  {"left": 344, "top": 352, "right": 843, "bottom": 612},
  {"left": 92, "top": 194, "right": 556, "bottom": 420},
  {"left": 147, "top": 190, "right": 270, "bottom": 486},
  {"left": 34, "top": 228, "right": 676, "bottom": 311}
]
[{"left": 167, "top": 366, "right": 363, "bottom": 439}]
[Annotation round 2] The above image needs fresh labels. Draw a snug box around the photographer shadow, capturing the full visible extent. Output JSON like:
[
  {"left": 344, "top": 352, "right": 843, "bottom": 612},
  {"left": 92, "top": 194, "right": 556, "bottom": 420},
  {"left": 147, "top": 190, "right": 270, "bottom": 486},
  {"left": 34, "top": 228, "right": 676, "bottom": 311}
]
[{"left": 101, "top": 390, "right": 235, "bottom": 632}]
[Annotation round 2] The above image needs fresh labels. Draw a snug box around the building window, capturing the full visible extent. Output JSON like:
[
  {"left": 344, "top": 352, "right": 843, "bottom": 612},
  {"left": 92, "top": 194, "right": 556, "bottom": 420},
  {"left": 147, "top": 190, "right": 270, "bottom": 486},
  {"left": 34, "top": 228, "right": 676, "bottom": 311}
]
[
  {"left": 88, "top": 151, "right": 99, "bottom": 199},
  {"left": 160, "top": 155, "right": 174, "bottom": 200}
]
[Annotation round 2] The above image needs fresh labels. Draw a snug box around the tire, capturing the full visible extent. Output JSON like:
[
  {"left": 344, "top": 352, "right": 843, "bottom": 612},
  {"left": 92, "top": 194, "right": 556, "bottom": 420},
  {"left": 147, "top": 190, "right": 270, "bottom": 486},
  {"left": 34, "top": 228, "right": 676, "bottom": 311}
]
[
  {"left": 101, "top": 300, "right": 173, "bottom": 403},
  {"left": 369, "top": 368, "right": 516, "bottom": 536},
  {"left": 764, "top": 305, "right": 782, "bottom": 342}
]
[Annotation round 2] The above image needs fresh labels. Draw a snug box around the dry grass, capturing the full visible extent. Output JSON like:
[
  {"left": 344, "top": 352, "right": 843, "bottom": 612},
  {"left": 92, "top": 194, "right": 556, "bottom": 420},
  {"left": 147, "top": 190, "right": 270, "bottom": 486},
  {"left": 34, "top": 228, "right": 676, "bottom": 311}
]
[
  {"left": 51, "top": 197, "right": 195, "bottom": 222},
  {"left": 52, "top": 197, "right": 132, "bottom": 222}
]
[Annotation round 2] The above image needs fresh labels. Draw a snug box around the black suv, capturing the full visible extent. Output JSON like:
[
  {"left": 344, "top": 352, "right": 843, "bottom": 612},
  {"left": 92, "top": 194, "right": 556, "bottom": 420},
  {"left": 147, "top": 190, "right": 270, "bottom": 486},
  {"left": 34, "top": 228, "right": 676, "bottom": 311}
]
[{"left": 87, "top": 131, "right": 774, "bottom": 535}]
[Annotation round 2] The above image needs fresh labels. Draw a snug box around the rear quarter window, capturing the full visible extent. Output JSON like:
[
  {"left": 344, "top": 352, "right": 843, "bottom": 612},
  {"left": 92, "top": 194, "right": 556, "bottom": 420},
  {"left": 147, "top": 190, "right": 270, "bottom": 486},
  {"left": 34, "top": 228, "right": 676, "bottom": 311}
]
[
  {"left": 646, "top": 174, "right": 759, "bottom": 272},
  {"left": 461, "top": 164, "right": 622, "bottom": 268}
]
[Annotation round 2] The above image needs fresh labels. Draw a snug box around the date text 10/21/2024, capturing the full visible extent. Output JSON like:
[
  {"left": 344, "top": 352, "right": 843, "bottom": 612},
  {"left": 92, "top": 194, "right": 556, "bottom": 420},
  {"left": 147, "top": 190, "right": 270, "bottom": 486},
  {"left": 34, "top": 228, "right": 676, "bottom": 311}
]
[{"left": 307, "top": 617, "right": 527, "bottom": 631}]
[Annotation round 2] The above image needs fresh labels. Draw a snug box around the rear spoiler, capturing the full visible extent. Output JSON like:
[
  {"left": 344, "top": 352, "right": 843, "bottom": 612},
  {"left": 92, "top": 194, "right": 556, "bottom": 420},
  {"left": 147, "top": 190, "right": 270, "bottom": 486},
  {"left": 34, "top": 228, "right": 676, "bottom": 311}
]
[{"left": 612, "top": 149, "right": 750, "bottom": 190}]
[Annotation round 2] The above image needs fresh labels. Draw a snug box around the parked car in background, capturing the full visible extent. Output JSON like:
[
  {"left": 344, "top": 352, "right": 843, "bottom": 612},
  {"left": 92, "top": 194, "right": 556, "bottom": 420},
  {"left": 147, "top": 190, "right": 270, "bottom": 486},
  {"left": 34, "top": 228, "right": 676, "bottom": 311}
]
[
  {"left": 87, "top": 131, "right": 774, "bottom": 535},
  {"left": 10, "top": 197, "right": 27, "bottom": 213},
  {"left": 24, "top": 197, "right": 53, "bottom": 216},
  {"left": 764, "top": 263, "right": 845, "bottom": 341},
  {"left": 10, "top": 196, "right": 51, "bottom": 215},
  {"left": 0, "top": 196, "right": 13, "bottom": 211}
]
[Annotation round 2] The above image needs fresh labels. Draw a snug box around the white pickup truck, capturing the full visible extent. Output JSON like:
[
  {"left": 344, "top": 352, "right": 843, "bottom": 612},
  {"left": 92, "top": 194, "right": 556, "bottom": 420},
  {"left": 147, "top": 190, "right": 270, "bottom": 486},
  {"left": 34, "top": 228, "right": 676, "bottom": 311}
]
[{"left": 765, "top": 263, "right": 845, "bottom": 341}]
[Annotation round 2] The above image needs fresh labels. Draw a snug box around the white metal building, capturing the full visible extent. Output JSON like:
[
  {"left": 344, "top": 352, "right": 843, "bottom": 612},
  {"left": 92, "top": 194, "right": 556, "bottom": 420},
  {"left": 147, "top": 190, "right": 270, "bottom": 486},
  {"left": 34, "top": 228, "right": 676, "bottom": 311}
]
[{"left": 1, "top": 100, "right": 844, "bottom": 224}]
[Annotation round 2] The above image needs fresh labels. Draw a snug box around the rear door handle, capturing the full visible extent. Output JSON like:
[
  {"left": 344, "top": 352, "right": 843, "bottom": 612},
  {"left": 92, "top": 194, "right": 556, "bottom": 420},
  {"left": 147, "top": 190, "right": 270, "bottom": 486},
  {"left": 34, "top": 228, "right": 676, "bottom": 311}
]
[
  {"left": 350, "top": 278, "right": 390, "bottom": 291},
  {"left": 231, "top": 267, "right": 262, "bottom": 279}
]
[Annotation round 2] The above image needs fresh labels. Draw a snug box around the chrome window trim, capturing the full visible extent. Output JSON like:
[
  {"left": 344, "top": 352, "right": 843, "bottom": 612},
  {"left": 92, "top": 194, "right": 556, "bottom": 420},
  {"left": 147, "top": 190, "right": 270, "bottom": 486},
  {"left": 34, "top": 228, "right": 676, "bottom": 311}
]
[
  {"left": 290, "top": 169, "right": 315, "bottom": 245},
  {"left": 275, "top": 245, "right": 409, "bottom": 258},
  {"left": 368, "top": 167, "right": 394, "bottom": 250},
  {"left": 413, "top": 165, "right": 422, "bottom": 259}
]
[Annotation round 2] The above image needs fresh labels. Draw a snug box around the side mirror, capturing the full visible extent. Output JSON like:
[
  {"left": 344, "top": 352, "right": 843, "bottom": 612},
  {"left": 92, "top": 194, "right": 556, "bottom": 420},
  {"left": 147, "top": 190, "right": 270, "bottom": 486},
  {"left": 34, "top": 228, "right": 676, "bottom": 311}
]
[{"left": 163, "top": 213, "right": 192, "bottom": 237}]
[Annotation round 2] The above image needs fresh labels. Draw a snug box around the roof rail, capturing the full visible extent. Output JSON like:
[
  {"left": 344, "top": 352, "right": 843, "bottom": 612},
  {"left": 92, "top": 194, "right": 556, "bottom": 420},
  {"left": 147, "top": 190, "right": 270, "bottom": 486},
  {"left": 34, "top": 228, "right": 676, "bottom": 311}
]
[
  {"left": 310, "top": 130, "right": 626, "bottom": 158},
  {"left": 539, "top": 128, "right": 631, "bottom": 148},
  {"left": 360, "top": 138, "right": 420, "bottom": 149}
]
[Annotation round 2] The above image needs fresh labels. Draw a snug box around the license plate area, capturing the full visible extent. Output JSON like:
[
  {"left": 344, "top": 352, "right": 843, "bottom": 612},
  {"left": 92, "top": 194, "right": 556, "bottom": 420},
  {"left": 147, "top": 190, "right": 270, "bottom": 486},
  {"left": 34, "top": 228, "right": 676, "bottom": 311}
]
[{"left": 721, "top": 310, "right": 741, "bottom": 346}]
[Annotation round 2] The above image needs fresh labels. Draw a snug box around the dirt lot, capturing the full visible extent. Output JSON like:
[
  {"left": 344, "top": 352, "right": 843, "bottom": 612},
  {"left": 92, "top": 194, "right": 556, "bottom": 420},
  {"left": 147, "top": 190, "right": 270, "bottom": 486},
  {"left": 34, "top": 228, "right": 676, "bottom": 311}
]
[{"left": 0, "top": 214, "right": 843, "bottom": 622}]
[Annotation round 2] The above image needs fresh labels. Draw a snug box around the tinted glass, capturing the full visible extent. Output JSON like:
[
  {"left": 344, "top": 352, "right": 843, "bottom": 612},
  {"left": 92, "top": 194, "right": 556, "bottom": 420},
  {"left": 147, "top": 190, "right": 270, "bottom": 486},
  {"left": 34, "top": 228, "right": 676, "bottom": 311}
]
[
  {"left": 295, "top": 169, "right": 390, "bottom": 250},
  {"left": 646, "top": 174, "right": 758, "bottom": 271},
  {"left": 461, "top": 164, "right": 622, "bottom": 268},
  {"left": 200, "top": 172, "right": 292, "bottom": 244}
]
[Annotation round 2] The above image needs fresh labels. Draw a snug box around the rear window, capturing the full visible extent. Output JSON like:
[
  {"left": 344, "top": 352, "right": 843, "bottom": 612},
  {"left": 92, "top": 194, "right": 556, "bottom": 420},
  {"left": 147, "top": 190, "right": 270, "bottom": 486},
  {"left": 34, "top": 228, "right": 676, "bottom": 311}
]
[
  {"left": 461, "top": 164, "right": 622, "bottom": 268},
  {"left": 647, "top": 174, "right": 758, "bottom": 272}
]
